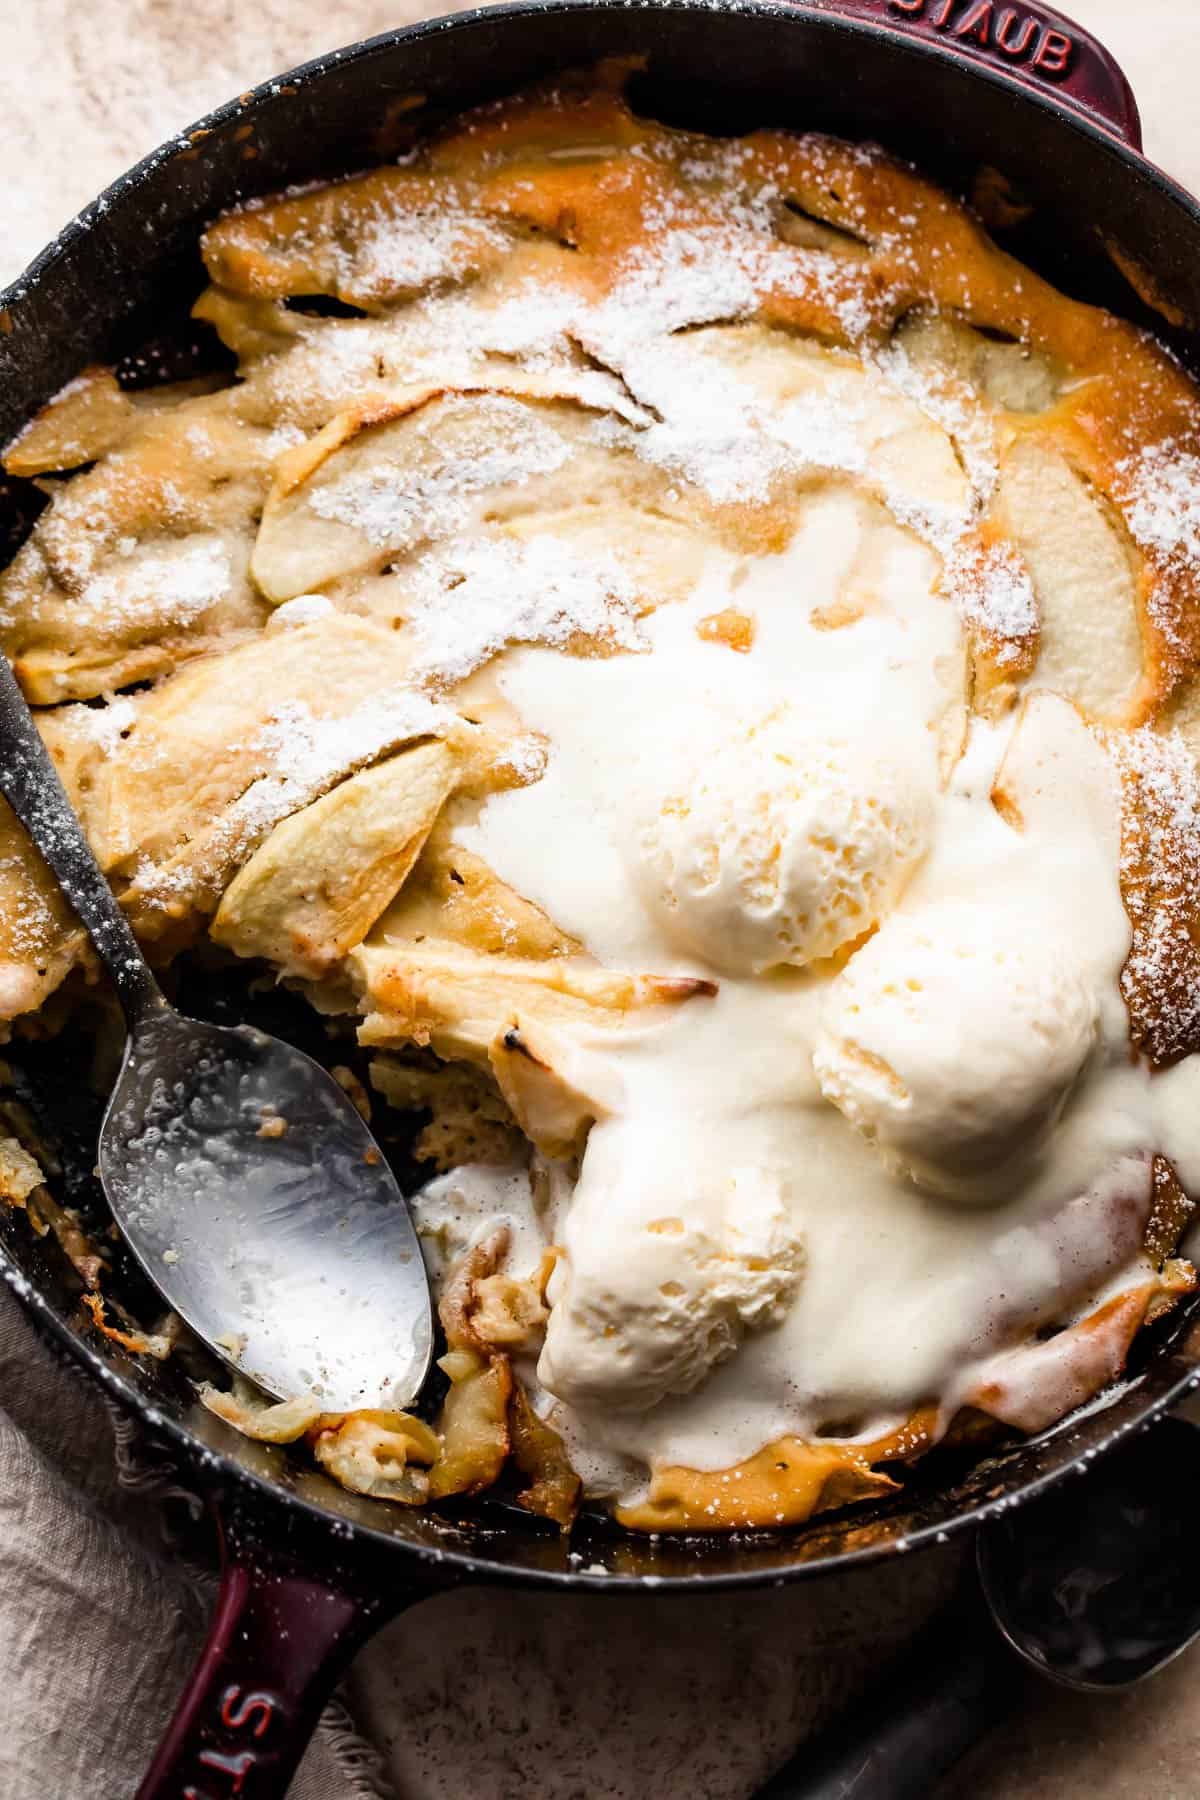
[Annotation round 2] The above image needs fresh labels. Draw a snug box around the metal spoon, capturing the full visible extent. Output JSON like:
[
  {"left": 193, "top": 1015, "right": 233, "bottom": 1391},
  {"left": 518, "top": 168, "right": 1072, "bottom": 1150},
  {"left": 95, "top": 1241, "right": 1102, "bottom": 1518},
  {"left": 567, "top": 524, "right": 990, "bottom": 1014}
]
[
  {"left": 0, "top": 654, "right": 433, "bottom": 1413},
  {"left": 759, "top": 1414, "right": 1200, "bottom": 1799}
]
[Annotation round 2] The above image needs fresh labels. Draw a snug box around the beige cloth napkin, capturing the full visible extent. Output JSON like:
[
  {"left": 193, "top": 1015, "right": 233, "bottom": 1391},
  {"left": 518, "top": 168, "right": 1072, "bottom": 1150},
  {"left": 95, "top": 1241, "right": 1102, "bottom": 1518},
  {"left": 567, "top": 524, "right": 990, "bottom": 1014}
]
[{"left": 3, "top": 3, "right": 1200, "bottom": 1796}]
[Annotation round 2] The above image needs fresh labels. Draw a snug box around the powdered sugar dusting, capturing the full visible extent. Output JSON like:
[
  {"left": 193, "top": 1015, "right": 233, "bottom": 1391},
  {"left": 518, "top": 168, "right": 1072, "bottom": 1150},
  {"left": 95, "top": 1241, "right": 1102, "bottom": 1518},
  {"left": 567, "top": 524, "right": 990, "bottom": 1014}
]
[
  {"left": 0, "top": 856, "right": 65, "bottom": 957},
  {"left": 52, "top": 694, "right": 140, "bottom": 755},
  {"left": 271, "top": 593, "right": 335, "bottom": 629},
  {"left": 944, "top": 542, "right": 1039, "bottom": 662},
  {"left": 352, "top": 205, "right": 509, "bottom": 297},
  {"left": 308, "top": 396, "right": 572, "bottom": 549},
  {"left": 1115, "top": 442, "right": 1200, "bottom": 654},
  {"left": 402, "top": 534, "right": 645, "bottom": 687},
  {"left": 68, "top": 536, "right": 233, "bottom": 631},
  {"left": 1117, "top": 442, "right": 1200, "bottom": 574},
  {"left": 1110, "top": 727, "right": 1200, "bottom": 1062},
  {"left": 132, "top": 688, "right": 461, "bottom": 911},
  {"left": 875, "top": 339, "right": 999, "bottom": 515}
]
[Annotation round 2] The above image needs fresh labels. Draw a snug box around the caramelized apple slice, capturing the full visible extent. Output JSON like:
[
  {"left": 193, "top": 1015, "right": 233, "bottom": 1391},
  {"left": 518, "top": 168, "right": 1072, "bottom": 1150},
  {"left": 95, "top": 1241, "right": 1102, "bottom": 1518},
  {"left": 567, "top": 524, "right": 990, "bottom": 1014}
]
[
  {"left": 353, "top": 940, "right": 713, "bottom": 1066},
  {"left": 992, "top": 437, "right": 1145, "bottom": 724},
  {"left": 0, "top": 392, "right": 276, "bottom": 702},
  {"left": 201, "top": 170, "right": 515, "bottom": 312},
  {"left": 310, "top": 1410, "right": 439, "bottom": 1502},
  {"left": 251, "top": 381, "right": 657, "bottom": 605},
  {"left": 508, "top": 1380, "right": 581, "bottom": 1530},
  {"left": 212, "top": 741, "right": 459, "bottom": 975},
  {"left": 892, "top": 312, "right": 1063, "bottom": 415},
  {"left": 4, "top": 368, "right": 137, "bottom": 476},
  {"left": 373, "top": 831, "right": 577, "bottom": 962},
  {"left": 98, "top": 614, "right": 422, "bottom": 872}
]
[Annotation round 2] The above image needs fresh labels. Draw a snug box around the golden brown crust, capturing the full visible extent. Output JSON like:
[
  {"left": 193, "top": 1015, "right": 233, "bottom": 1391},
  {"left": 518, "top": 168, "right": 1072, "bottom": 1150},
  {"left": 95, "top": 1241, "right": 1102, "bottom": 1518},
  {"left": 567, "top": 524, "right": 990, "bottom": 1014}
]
[
  {"left": 616, "top": 1433, "right": 903, "bottom": 1533},
  {"left": 197, "top": 65, "right": 1200, "bottom": 716}
]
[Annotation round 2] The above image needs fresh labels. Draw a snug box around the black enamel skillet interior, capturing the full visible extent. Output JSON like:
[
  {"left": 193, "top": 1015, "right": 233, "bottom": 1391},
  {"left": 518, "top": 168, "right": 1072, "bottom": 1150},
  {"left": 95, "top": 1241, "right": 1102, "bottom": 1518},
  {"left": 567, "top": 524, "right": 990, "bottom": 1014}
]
[{"left": 3, "top": 4, "right": 1200, "bottom": 1794}]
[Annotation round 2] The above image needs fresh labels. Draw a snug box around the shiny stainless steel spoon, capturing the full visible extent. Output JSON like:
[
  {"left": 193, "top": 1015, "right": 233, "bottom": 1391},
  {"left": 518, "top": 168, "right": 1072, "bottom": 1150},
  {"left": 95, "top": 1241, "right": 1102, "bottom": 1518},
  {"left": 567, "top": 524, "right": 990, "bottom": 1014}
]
[
  {"left": 760, "top": 1414, "right": 1200, "bottom": 1800},
  {"left": 0, "top": 655, "right": 433, "bottom": 1413}
]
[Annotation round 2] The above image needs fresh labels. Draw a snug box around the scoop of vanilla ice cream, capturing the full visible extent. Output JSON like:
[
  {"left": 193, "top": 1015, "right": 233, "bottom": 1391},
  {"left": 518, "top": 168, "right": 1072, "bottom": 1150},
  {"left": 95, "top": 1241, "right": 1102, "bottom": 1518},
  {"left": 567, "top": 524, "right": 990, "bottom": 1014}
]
[
  {"left": 631, "top": 708, "right": 935, "bottom": 975},
  {"left": 813, "top": 903, "right": 1100, "bottom": 1201},
  {"left": 539, "top": 1122, "right": 805, "bottom": 1413}
]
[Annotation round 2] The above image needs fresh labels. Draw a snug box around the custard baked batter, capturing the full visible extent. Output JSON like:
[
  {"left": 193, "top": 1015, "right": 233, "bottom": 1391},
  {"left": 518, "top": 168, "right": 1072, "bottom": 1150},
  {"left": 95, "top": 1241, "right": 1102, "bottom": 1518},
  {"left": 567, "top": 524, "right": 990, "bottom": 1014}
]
[{"left": 4, "top": 63, "right": 1200, "bottom": 1531}]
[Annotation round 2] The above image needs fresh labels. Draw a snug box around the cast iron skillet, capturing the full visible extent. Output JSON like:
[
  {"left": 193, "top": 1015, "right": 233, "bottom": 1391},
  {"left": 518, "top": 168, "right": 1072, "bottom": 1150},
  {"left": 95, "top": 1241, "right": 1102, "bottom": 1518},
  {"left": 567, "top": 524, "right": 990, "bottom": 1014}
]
[{"left": 4, "top": 3, "right": 1200, "bottom": 1794}]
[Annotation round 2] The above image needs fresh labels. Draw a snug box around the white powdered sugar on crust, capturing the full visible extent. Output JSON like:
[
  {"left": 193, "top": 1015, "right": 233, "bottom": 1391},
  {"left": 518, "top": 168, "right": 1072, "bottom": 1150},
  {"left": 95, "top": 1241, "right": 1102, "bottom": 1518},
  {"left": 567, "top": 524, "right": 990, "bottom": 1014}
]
[
  {"left": 131, "top": 689, "right": 462, "bottom": 910},
  {"left": 1114, "top": 442, "right": 1200, "bottom": 653},
  {"left": 874, "top": 339, "right": 1000, "bottom": 514},
  {"left": 352, "top": 205, "right": 508, "bottom": 296},
  {"left": 1116, "top": 442, "right": 1200, "bottom": 574},
  {"left": 244, "top": 690, "right": 455, "bottom": 816},
  {"left": 1109, "top": 727, "right": 1200, "bottom": 1061},
  {"left": 270, "top": 593, "right": 336, "bottom": 629},
  {"left": 51, "top": 694, "right": 140, "bottom": 754},
  {"left": 307, "top": 395, "right": 573, "bottom": 549},
  {"left": 401, "top": 535, "right": 645, "bottom": 688},
  {"left": 572, "top": 215, "right": 876, "bottom": 504},
  {"left": 943, "top": 542, "right": 1039, "bottom": 662},
  {"left": 69, "top": 536, "right": 233, "bottom": 631}
]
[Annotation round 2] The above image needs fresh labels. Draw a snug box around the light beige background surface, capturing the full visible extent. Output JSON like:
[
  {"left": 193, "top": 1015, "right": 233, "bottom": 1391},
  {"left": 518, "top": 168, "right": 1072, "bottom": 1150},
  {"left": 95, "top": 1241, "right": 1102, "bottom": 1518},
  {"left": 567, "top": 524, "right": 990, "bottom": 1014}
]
[{"left": 2, "top": 3, "right": 1200, "bottom": 1797}]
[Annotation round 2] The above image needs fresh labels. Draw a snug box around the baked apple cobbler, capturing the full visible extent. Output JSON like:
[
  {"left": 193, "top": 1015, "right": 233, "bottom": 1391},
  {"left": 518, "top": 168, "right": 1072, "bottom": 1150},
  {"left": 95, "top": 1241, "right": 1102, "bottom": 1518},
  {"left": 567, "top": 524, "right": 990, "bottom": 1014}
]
[{"left": 5, "top": 63, "right": 1200, "bottom": 1531}]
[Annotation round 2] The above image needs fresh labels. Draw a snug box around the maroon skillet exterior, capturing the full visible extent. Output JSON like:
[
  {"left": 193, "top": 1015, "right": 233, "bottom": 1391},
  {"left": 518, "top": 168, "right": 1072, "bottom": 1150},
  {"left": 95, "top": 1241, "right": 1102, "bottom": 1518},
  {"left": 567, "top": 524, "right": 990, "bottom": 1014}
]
[
  {"left": 812, "top": 0, "right": 1142, "bottom": 143},
  {"left": 3, "top": 3, "right": 1200, "bottom": 1795}
]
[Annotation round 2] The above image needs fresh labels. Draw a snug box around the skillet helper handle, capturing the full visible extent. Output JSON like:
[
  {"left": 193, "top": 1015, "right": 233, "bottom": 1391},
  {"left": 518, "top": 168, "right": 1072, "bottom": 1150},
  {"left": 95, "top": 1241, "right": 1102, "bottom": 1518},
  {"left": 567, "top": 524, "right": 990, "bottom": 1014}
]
[
  {"left": 806, "top": 0, "right": 1142, "bottom": 148},
  {"left": 0, "top": 652, "right": 167, "bottom": 1029},
  {"left": 755, "top": 1600, "right": 1025, "bottom": 1800},
  {"left": 136, "top": 1509, "right": 407, "bottom": 1800}
]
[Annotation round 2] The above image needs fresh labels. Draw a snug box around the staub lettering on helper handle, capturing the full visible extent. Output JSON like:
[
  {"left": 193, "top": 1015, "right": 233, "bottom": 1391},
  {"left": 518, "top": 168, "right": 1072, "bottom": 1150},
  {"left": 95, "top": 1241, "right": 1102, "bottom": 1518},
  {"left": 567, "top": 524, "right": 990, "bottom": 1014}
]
[{"left": 885, "top": 0, "right": 1074, "bottom": 73}]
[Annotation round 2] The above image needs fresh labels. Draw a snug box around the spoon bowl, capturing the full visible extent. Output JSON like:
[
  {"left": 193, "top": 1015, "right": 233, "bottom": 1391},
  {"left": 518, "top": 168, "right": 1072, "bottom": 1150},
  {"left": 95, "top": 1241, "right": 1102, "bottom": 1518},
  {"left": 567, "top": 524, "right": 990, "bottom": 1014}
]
[{"left": 102, "top": 1006, "right": 434, "bottom": 1411}]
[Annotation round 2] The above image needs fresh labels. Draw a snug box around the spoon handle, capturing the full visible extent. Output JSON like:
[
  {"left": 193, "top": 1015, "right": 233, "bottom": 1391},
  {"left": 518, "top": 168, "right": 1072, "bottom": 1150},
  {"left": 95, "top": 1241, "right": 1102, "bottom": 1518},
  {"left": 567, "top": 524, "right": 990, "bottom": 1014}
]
[{"left": 0, "top": 654, "right": 165, "bottom": 1026}]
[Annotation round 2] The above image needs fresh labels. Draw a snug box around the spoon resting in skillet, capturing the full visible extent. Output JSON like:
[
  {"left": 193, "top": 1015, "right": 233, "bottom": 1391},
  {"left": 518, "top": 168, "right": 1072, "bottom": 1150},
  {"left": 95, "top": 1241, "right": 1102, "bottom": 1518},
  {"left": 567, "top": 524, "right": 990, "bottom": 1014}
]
[{"left": 0, "top": 649, "right": 434, "bottom": 1414}]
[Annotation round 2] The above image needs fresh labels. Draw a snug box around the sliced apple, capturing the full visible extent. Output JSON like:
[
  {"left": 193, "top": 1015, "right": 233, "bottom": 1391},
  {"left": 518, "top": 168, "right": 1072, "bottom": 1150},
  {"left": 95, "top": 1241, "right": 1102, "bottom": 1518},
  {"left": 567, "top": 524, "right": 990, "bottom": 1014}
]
[
  {"left": 488, "top": 1017, "right": 622, "bottom": 1158},
  {"left": 99, "top": 613, "right": 419, "bottom": 873},
  {"left": 201, "top": 169, "right": 514, "bottom": 311},
  {"left": 353, "top": 940, "right": 714, "bottom": 1066},
  {"left": 372, "top": 832, "right": 577, "bottom": 963},
  {"left": 892, "top": 312, "right": 1063, "bottom": 415},
  {"left": 212, "top": 740, "right": 458, "bottom": 974},
  {"left": 1, "top": 392, "right": 277, "bottom": 702},
  {"left": 508, "top": 1381, "right": 581, "bottom": 1530},
  {"left": 4, "top": 368, "right": 136, "bottom": 476},
  {"left": 991, "top": 436, "right": 1144, "bottom": 724},
  {"left": 311, "top": 1410, "right": 438, "bottom": 1503},
  {"left": 664, "top": 323, "right": 971, "bottom": 528},
  {"left": 250, "top": 379, "right": 654, "bottom": 605}
]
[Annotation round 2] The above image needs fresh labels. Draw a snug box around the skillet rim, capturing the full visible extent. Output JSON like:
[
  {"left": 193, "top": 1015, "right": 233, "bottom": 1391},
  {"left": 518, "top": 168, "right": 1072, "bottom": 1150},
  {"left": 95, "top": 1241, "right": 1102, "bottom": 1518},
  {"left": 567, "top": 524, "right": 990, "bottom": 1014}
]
[{"left": 4, "top": 0, "right": 1200, "bottom": 1592}]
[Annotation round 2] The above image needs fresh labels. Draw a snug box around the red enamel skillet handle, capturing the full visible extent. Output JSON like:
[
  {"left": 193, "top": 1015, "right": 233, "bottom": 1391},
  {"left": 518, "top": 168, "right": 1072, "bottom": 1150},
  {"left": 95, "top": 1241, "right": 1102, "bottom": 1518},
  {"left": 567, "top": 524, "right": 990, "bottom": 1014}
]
[
  {"left": 136, "top": 1502, "right": 435, "bottom": 1800},
  {"left": 807, "top": 0, "right": 1143, "bottom": 147}
]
